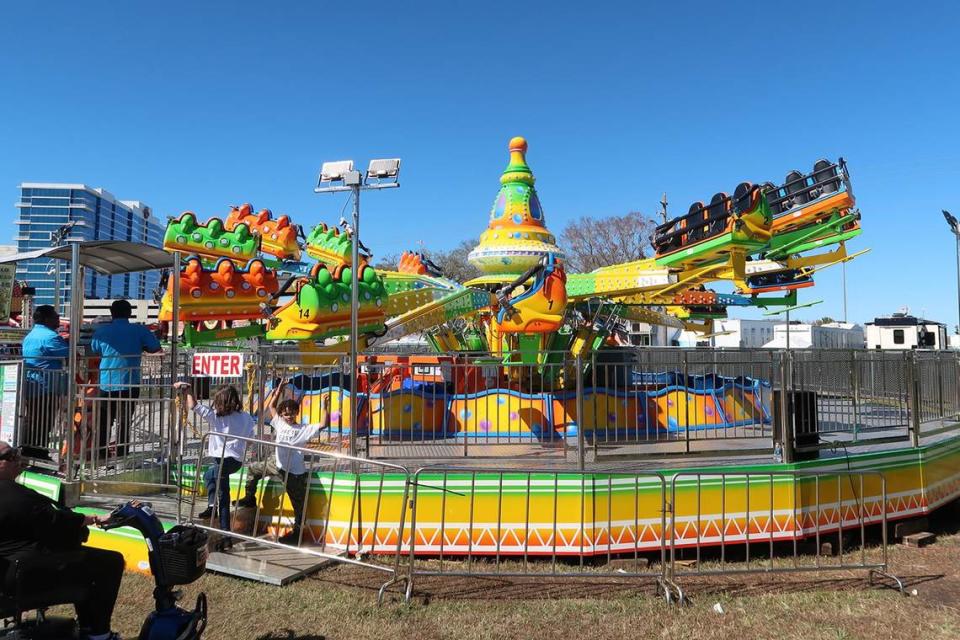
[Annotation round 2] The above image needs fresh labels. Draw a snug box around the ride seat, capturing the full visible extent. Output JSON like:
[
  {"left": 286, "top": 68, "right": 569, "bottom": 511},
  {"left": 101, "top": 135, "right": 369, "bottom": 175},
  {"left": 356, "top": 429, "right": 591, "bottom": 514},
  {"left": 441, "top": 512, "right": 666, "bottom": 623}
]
[
  {"left": 784, "top": 170, "right": 810, "bottom": 209},
  {"left": 1, "top": 552, "right": 90, "bottom": 624},
  {"left": 683, "top": 201, "right": 705, "bottom": 245},
  {"left": 761, "top": 182, "right": 782, "bottom": 215},
  {"left": 732, "top": 182, "right": 757, "bottom": 215},
  {"left": 811, "top": 159, "right": 841, "bottom": 198},
  {"left": 705, "top": 193, "right": 730, "bottom": 237}
]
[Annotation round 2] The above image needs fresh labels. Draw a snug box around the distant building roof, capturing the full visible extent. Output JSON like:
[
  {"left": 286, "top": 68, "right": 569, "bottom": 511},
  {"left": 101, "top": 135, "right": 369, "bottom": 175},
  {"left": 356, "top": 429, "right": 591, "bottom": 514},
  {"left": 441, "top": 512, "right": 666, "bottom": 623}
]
[{"left": 866, "top": 314, "right": 944, "bottom": 327}]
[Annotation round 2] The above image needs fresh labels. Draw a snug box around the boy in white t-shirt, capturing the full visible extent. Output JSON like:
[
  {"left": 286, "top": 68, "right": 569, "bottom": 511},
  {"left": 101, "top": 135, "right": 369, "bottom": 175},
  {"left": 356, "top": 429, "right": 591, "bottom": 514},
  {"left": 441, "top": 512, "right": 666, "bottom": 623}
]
[{"left": 236, "top": 382, "right": 325, "bottom": 544}]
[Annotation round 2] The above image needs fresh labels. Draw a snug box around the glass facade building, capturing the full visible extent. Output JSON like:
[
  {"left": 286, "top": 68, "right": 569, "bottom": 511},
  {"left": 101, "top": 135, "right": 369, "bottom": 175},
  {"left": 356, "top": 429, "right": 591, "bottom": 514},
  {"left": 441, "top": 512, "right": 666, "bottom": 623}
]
[{"left": 14, "top": 183, "right": 165, "bottom": 307}]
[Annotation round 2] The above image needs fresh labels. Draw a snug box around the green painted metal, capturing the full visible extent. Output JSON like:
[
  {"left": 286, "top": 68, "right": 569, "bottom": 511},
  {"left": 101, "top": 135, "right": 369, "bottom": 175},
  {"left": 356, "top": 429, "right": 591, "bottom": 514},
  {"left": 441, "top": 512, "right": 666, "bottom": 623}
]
[
  {"left": 164, "top": 213, "right": 258, "bottom": 261},
  {"left": 766, "top": 211, "right": 861, "bottom": 259},
  {"left": 654, "top": 231, "right": 767, "bottom": 268},
  {"left": 304, "top": 223, "right": 354, "bottom": 267},
  {"left": 183, "top": 322, "right": 266, "bottom": 347}
]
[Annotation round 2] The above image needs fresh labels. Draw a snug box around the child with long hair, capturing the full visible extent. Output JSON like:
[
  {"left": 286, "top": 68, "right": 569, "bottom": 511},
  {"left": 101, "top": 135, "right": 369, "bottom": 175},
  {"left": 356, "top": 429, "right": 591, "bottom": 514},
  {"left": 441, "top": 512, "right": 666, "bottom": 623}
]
[{"left": 174, "top": 382, "right": 255, "bottom": 533}]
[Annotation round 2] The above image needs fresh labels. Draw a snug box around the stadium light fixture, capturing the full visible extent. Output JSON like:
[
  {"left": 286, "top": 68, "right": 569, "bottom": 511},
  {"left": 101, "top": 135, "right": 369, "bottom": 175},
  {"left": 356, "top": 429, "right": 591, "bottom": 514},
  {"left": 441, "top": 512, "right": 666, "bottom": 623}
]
[{"left": 314, "top": 155, "right": 402, "bottom": 458}]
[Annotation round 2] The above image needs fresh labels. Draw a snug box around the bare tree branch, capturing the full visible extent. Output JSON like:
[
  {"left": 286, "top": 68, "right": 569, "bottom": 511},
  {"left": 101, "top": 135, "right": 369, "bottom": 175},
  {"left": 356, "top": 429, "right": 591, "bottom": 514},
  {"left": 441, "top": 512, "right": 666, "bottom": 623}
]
[{"left": 559, "top": 210, "right": 656, "bottom": 272}]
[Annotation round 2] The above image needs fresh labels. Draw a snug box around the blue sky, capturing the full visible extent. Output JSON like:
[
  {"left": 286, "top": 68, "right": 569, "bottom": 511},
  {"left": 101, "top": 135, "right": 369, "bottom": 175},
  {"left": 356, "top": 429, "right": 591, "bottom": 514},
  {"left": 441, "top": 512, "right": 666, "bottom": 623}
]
[{"left": 1, "top": 1, "right": 958, "bottom": 326}]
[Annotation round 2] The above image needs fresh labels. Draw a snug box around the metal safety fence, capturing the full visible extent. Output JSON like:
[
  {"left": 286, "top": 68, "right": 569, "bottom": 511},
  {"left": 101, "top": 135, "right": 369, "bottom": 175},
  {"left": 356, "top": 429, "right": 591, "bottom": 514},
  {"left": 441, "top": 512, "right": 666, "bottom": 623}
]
[
  {"left": 187, "top": 432, "right": 413, "bottom": 602},
  {"left": 667, "top": 470, "right": 904, "bottom": 598},
  {"left": 72, "top": 356, "right": 179, "bottom": 492},
  {"left": 175, "top": 443, "right": 904, "bottom": 603},
  {"left": 16, "top": 360, "right": 69, "bottom": 456},
  {"left": 8, "top": 346, "right": 960, "bottom": 481},
  {"left": 404, "top": 467, "right": 676, "bottom": 600}
]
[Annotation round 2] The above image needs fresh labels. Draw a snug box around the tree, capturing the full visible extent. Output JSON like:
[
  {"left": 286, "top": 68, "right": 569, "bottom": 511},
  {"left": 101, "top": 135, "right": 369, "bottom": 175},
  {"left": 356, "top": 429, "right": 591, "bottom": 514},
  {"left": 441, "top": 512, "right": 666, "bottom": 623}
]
[
  {"left": 372, "top": 253, "right": 400, "bottom": 270},
  {"left": 813, "top": 316, "right": 837, "bottom": 326},
  {"left": 371, "top": 240, "right": 482, "bottom": 283},
  {"left": 431, "top": 239, "right": 483, "bottom": 283},
  {"left": 559, "top": 210, "right": 656, "bottom": 273}
]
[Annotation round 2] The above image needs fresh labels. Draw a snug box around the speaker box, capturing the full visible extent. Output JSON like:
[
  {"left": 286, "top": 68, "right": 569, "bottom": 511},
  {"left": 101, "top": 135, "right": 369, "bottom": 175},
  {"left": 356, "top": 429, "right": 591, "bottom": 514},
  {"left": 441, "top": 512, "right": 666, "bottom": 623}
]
[{"left": 773, "top": 389, "right": 820, "bottom": 461}]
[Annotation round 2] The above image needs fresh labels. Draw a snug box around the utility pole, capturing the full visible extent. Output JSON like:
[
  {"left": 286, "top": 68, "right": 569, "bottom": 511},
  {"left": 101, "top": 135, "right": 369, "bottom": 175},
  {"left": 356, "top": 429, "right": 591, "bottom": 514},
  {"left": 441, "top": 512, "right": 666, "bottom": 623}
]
[
  {"left": 942, "top": 211, "right": 960, "bottom": 342},
  {"left": 659, "top": 192, "right": 669, "bottom": 224},
  {"left": 841, "top": 261, "right": 848, "bottom": 323}
]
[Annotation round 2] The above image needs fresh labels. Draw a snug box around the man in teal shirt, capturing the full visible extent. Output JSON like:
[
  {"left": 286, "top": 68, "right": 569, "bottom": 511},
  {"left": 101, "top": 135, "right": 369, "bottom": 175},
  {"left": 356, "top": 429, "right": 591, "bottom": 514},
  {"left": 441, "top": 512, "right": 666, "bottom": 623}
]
[
  {"left": 21, "top": 305, "right": 69, "bottom": 450},
  {"left": 90, "top": 300, "right": 162, "bottom": 458}
]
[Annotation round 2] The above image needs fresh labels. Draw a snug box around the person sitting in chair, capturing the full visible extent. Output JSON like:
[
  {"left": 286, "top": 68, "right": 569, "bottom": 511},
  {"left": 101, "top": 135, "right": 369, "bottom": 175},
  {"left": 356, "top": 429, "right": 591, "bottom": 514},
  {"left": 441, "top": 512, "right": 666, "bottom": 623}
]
[{"left": 0, "top": 441, "right": 125, "bottom": 640}]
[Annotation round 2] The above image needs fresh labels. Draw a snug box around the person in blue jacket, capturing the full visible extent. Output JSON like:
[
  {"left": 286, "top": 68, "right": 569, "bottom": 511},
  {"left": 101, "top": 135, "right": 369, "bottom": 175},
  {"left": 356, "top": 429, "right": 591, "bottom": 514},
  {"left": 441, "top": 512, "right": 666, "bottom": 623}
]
[
  {"left": 21, "top": 305, "right": 69, "bottom": 450},
  {"left": 90, "top": 300, "right": 162, "bottom": 459}
]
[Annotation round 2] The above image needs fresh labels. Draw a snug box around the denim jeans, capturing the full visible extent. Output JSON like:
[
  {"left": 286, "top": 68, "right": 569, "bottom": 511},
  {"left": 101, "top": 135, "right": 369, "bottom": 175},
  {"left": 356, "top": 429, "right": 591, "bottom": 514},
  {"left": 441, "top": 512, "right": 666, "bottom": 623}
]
[{"left": 203, "top": 456, "right": 243, "bottom": 530}]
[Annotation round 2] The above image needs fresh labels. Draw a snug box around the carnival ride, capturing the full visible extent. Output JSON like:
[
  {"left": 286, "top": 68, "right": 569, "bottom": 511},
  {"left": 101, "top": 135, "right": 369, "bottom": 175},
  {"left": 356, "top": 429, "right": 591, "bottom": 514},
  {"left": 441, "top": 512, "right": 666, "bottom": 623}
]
[
  {"left": 53, "top": 135, "right": 960, "bottom": 596},
  {"left": 160, "top": 136, "right": 860, "bottom": 349},
  {"left": 156, "top": 135, "right": 862, "bottom": 439}
]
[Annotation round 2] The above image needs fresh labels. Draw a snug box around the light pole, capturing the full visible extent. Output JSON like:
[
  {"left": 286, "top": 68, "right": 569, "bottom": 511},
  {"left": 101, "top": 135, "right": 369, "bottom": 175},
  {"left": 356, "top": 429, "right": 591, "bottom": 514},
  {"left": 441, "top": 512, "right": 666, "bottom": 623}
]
[
  {"left": 46, "top": 261, "right": 59, "bottom": 315},
  {"left": 764, "top": 299, "right": 823, "bottom": 349},
  {"left": 841, "top": 261, "right": 847, "bottom": 323},
  {"left": 50, "top": 221, "right": 77, "bottom": 315},
  {"left": 942, "top": 210, "right": 960, "bottom": 344},
  {"left": 315, "top": 158, "right": 401, "bottom": 458}
]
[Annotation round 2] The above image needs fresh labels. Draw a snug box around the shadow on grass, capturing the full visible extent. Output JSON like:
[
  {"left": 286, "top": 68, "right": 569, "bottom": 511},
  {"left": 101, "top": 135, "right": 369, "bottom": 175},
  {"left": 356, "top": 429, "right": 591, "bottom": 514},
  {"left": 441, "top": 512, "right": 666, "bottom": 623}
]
[
  {"left": 255, "top": 630, "right": 326, "bottom": 640},
  {"left": 305, "top": 563, "right": 944, "bottom": 605}
]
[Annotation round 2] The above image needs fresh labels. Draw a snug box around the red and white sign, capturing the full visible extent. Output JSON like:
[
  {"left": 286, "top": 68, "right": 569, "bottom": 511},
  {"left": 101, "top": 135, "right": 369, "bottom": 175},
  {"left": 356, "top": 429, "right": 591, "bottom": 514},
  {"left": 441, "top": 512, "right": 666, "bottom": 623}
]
[{"left": 191, "top": 352, "right": 244, "bottom": 378}]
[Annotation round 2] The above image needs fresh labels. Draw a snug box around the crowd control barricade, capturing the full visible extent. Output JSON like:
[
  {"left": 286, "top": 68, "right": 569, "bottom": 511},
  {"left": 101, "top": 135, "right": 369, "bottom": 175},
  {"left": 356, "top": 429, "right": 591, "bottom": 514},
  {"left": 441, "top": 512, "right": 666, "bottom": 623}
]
[
  {"left": 15, "top": 358, "right": 68, "bottom": 458},
  {"left": 178, "top": 349, "right": 267, "bottom": 485},
  {"left": 74, "top": 354, "right": 178, "bottom": 492},
  {"left": 667, "top": 469, "right": 903, "bottom": 601},
  {"left": 405, "top": 467, "right": 677, "bottom": 602},
  {"left": 188, "top": 433, "right": 413, "bottom": 603}
]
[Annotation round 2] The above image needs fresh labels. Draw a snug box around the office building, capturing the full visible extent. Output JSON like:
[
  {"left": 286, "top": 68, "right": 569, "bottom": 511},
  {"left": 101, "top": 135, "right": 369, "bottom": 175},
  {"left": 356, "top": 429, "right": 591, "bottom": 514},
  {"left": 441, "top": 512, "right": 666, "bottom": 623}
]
[{"left": 14, "top": 183, "right": 165, "bottom": 307}]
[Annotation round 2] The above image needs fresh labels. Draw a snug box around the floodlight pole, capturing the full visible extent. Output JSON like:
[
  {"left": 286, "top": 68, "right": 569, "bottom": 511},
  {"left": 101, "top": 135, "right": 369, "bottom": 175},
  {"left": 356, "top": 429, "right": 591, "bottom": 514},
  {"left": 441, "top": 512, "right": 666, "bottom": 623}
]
[
  {"left": 50, "top": 222, "right": 74, "bottom": 314},
  {"left": 348, "top": 174, "right": 362, "bottom": 460},
  {"left": 786, "top": 308, "right": 791, "bottom": 351},
  {"left": 316, "top": 161, "right": 400, "bottom": 459},
  {"left": 53, "top": 262, "right": 61, "bottom": 316},
  {"left": 841, "top": 261, "right": 847, "bottom": 323},
  {"left": 942, "top": 211, "right": 960, "bottom": 343}
]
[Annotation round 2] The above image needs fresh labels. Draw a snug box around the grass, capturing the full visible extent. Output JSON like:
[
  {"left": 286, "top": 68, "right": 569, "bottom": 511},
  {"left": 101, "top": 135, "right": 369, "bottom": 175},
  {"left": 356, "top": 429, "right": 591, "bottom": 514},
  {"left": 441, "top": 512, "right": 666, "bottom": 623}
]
[
  {"left": 84, "top": 529, "right": 959, "bottom": 640},
  {"left": 38, "top": 501, "right": 960, "bottom": 640}
]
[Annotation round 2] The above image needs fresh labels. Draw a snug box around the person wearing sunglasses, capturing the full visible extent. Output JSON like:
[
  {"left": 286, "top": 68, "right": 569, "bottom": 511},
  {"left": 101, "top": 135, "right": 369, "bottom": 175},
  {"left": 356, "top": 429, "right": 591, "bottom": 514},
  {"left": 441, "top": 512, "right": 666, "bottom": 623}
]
[{"left": 0, "top": 441, "right": 125, "bottom": 640}]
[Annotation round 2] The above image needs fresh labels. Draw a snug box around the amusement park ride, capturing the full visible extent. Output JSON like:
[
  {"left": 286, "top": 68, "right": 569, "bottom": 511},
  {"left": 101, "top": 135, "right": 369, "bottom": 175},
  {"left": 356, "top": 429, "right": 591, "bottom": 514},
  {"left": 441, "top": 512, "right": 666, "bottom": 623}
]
[
  {"left": 150, "top": 135, "right": 867, "bottom": 442},
  {"left": 158, "top": 136, "right": 863, "bottom": 366},
  {"left": 55, "top": 136, "right": 960, "bottom": 596},
  {"left": 160, "top": 137, "right": 860, "bottom": 365}
]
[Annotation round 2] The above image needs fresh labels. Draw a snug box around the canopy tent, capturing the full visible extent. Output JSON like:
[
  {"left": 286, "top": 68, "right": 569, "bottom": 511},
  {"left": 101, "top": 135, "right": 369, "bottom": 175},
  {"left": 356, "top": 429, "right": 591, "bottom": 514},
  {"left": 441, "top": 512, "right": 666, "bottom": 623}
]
[
  {"left": 3, "top": 240, "right": 181, "bottom": 477},
  {"left": 0, "top": 240, "right": 174, "bottom": 274}
]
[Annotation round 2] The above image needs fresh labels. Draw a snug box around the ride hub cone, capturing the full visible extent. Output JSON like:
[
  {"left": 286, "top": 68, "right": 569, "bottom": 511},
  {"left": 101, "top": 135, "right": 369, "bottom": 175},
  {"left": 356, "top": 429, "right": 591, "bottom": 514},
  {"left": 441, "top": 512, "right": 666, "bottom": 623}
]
[{"left": 468, "top": 136, "right": 564, "bottom": 276}]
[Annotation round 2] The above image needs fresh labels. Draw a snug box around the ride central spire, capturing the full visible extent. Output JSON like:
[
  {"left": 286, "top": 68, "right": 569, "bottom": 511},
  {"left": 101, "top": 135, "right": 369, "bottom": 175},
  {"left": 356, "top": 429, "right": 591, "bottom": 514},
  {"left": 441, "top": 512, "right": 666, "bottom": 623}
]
[{"left": 467, "top": 136, "right": 564, "bottom": 277}]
